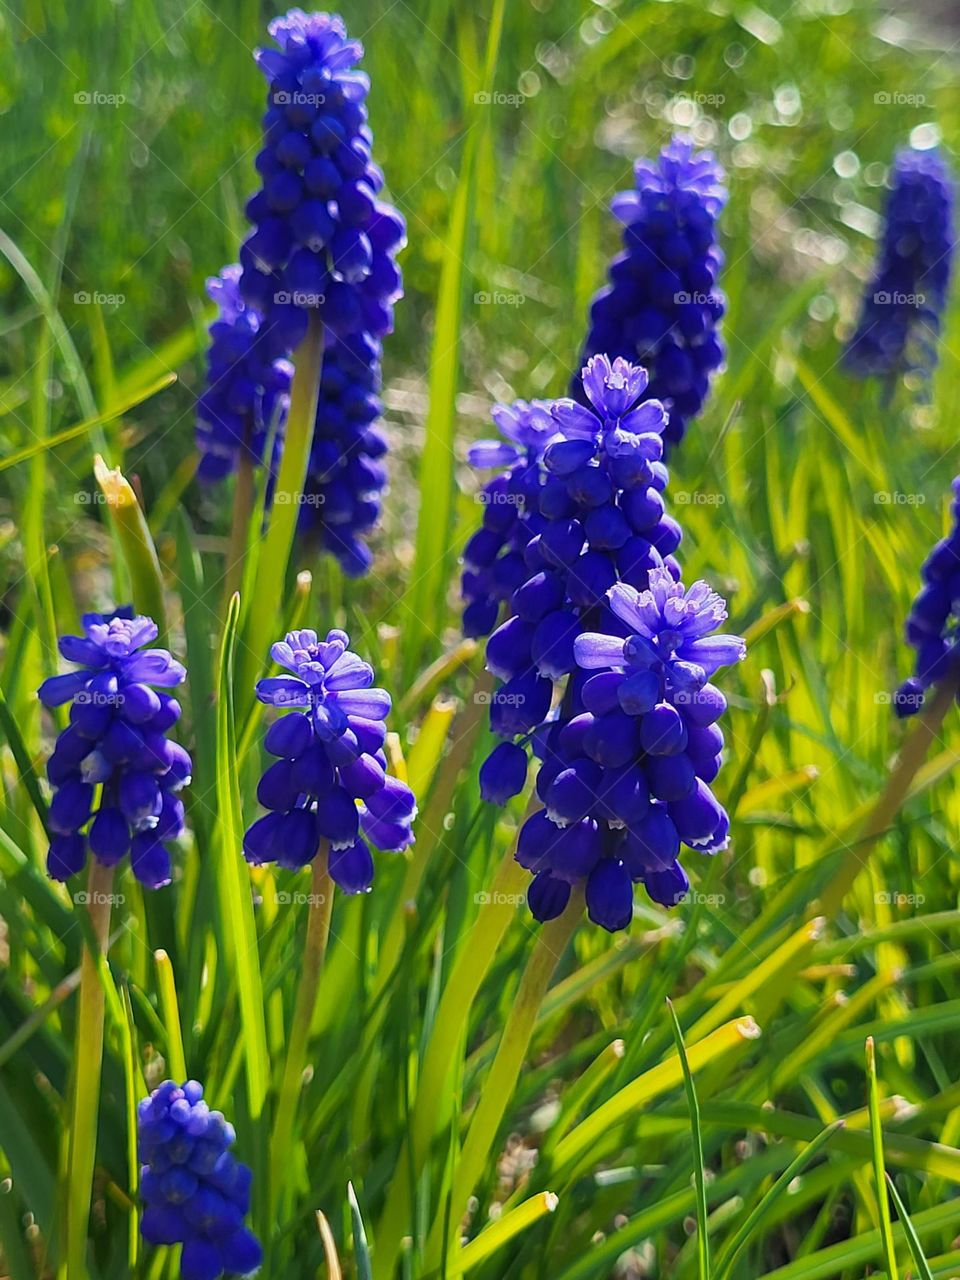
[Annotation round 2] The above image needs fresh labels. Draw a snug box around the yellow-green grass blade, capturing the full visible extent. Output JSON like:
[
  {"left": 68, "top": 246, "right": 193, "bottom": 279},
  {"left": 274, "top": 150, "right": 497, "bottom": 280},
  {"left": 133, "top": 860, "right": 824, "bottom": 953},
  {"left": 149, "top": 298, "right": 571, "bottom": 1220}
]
[{"left": 667, "top": 999, "right": 711, "bottom": 1280}]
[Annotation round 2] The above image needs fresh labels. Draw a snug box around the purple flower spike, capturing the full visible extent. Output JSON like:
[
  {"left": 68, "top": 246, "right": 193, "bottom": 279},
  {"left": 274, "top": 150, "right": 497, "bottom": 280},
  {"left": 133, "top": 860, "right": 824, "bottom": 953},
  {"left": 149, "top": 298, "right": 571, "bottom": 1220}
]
[
  {"left": 37, "top": 608, "right": 190, "bottom": 887},
  {"left": 845, "top": 146, "right": 954, "bottom": 383},
  {"left": 578, "top": 136, "right": 727, "bottom": 450},
  {"left": 245, "top": 625, "right": 416, "bottom": 886},
  {"left": 894, "top": 476, "right": 960, "bottom": 717}
]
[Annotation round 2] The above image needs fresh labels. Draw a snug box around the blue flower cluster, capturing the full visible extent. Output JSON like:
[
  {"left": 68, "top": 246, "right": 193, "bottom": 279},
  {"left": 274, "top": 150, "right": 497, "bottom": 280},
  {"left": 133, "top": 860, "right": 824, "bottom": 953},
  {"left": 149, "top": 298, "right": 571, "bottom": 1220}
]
[
  {"left": 579, "top": 138, "right": 727, "bottom": 450},
  {"left": 518, "top": 571, "right": 743, "bottom": 930},
  {"left": 297, "top": 330, "right": 388, "bottom": 576},
  {"left": 845, "top": 146, "right": 955, "bottom": 382},
  {"left": 476, "top": 356, "right": 680, "bottom": 750},
  {"left": 37, "top": 610, "right": 191, "bottom": 888},
  {"left": 476, "top": 356, "right": 745, "bottom": 930},
  {"left": 237, "top": 9, "right": 405, "bottom": 351},
  {"left": 895, "top": 476, "right": 960, "bottom": 717},
  {"left": 461, "top": 400, "right": 557, "bottom": 637},
  {"left": 195, "top": 266, "right": 293, "bottom": 482},
  {"left": 138, "top": 1080, "right": 262, "bottom": 1280},
  {"left": 244, "top": 627, "right": 416, "bottom": 889}
]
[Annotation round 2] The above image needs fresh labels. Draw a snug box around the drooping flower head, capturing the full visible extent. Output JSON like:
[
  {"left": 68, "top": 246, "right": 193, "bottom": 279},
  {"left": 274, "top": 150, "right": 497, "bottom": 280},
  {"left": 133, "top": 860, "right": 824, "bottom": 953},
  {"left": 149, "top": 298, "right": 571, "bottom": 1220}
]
[
  {"left": 512, "top": 569, "right": 745, "bottom": 932},
  {"left": 461, "top": 399, "right": 558, "bottom": 638},
  {"left": 196, "top": 265, "right": 293, "bottom": 482},
  {"left": 138, "top": 1080, "right": 261, "bottom": 1280},
  {"left": 237, "top": 9, "right": 406, "bottom": 352},
  {"left": 844, "top": 146, "right": 955, "bottom": 382},
  {"left": 579, "top": 137, "right": 727, "bottom": 449},
  {"left": 296, "top": 329, "right": 388, "bottom": 576},
  {"left": 244, "top": 627, "right": 416, "bottom": 889},
  {"left": 37, "top": 609, "right": 191, "bottom": 888},
  {"left": 894, "top": 476, "right": 960, "bottom": 717}
]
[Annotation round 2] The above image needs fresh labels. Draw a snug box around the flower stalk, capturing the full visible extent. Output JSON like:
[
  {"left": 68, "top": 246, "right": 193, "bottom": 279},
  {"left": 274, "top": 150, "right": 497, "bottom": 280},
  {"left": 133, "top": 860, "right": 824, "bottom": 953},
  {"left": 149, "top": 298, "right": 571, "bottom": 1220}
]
[
  {"left": 269, "top": 844, "right": 334, "bottom": 1219},
  {"left": 66, "top": 858, "right": 114, "bottom": 1279},
  {"left": 422, "top": 894, "right": 582, "bottom": 1273},
  {"left": 819, "top": 666, "right": 960, "bottom": 916}
]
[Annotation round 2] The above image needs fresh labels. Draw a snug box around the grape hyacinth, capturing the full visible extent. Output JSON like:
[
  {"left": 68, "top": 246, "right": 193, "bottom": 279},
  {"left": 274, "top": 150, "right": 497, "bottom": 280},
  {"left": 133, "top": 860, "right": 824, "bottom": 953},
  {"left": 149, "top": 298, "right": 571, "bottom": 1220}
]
[
  {"left": 477, "top": 355, "right": 680, "bottom": 766},
  {"left": 579, "top": 138, "right": 727, "bottom": 450},
  {"left": 461, "top": 399, "right": 558, "bottom": 638},
  {"left": 297, "top": 329, "right": 389, "bottom": 575},
  {"left": 894, "top": 476, "right": 960, "bottom": 717},
  {"left": 237, "top": 9, "right": 406, "bottom": 353},
  {"left": 195, "top": 265, "right": 293, "bottom": 482},
  {"left": 138, "top": 1080, "right": 262, "bottom": 1280},
  {"left": 37, "top": 610, "right": 191, "bottom": 888},
  {"left": 844, "top": 146, "right": 955, "bottom": 382},
  {"left": 243, "top": 627, "right": 416, "bottom": 889}
]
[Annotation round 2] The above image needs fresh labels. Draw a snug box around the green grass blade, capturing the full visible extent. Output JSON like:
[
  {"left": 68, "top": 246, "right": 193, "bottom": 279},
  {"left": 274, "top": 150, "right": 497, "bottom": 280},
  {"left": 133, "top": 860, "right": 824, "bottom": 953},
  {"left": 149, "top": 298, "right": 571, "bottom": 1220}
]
[
  {"left": 713, "top": 1121, "right": 843, "bottom": 1280},
  {"left": 214, "top": 595, "right": 269, "bottom": 1199},
  {"left": 667, "top": 999, "right": 711, "bottom": 1280},
  {"left": 866, "top": 1036, "right": 899, "bottom": 1280},
  {"left": 348, "top": 1181, "right": 373, "bottom": 1280},
  {"left": 884, "top": 1174, "right": 935, "bottom": 1280}
]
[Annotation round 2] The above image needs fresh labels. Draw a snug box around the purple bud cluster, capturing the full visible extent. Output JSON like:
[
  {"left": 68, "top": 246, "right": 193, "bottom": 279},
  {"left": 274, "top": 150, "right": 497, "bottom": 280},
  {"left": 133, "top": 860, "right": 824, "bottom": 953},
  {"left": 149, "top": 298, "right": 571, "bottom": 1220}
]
[
  {"left": 244, "top": 627, "right": 416, "bottom": 890},
  {"left": 845, "top": 146, "right": 955, "bottom": 382},
  {"left": 895, "top": 476, "right": 960, "bottom": 717},
  {"left": 461, "top": 400, "right": 557, "bottom": 638},
  {"left": 297, "top": 330, "right": 389, "bottom": 576},
  {"left": 473, "top": 357, "right": 745, "bottom": 931},
  {"left": 195, "top": 266, "right": 293, "bottom": 482},
  {"left": 37, "top": 609, "right": 191, "bottom": 889},
  {"left": 579, "top": 138, "right": 727, "bottom": 450},
  {"left": 237, "top": 9, "right": 405, "bottom": 352},
  {"left": 138, "top": 1080, "right": 262, "bottom": 1280}
]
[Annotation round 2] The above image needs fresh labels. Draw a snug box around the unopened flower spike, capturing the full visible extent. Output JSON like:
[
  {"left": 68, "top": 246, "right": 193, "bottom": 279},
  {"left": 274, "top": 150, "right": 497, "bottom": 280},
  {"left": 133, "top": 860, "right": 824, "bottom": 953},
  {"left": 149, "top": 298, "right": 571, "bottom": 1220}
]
[
  {"left": 461, "top": 398, "right": 559, "bottom": 637},
  {"left": 579, "top": 137, "right": 727, "bottom": 450},
  {"left": 37, "top": 608, "right": 191, "bottom": 888},
  {"left": 845, "top": 145, "right": 955, "bottom": 383},
  {"left": 195, "top": 264, "right": 293, "bottom": 482},
  {"left": 244, "top": 626, "right": 416, "bottom": 888},
  {"left": 138, "top": 1080, "right": 262, "bottom": 1280},
  {"left": 238, "top": 8, "right": 406, "bottom": 351},
  {"left": 894, "top": 476, "right": 960, "bottom": 717}
]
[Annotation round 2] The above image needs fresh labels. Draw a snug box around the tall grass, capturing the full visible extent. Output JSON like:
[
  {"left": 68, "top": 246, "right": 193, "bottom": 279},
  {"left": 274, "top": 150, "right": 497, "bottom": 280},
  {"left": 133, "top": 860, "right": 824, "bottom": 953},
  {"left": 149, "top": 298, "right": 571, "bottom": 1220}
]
[{"left": 1, "top": 1, "right": 960, "bottom": 1277}]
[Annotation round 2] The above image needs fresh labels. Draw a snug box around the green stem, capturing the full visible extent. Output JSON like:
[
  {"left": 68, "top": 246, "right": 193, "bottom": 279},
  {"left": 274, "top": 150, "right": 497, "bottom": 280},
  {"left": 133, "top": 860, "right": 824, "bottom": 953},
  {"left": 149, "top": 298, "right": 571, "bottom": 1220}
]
[
  {"left": 240, "top": 316, "right": 324, "bottom": 700},
  {"left": 269, "top": 845, "right": 334, "bottom": 1222},
  {"left": 423, "top": 895, "right": 581, "bottom": 1275},
  {"left": 373, "top": 843, "right": 531, "bottom": 1280},
  {"left": 819, "top": 668, "right": 960, "bottom": 917},
  {"left": 222, "top": 449, "right": 256, "bottom": 618},
  {"left": 67, "top": 859, "right": 114, "bottom": 1279}
]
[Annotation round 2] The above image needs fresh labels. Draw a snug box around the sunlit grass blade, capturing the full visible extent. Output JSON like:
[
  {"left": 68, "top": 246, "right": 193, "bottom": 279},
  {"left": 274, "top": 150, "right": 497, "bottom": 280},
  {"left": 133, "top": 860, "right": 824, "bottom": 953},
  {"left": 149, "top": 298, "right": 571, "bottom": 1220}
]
[
  {"left": 93, "top": 455, "right": 167, "bottom": 638},
  {"left": 453, "top": 1192, "right": 558, "bottom": 1275},
  {"left": 0, "top": 373, "right": 176, "bottom": 472},
  {"left": 668, "top": 999, "right": 711, "bottom": 1280},
  {"left": 154, "top": 948, "right": 187, "bottom": 1082},
  {"left": 866, "top": 1036, "right": 898, "bottom": 1280},
  {"left": 348, "top": 1181, "right": 373, "bottom": 1280},
  {"left": 316, "top": 1209, "right": 343, "bottom": 1280},
  {"left": 214, "top": 595, "right": 269, "bottom": 1209}
]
